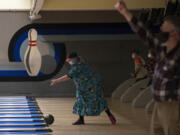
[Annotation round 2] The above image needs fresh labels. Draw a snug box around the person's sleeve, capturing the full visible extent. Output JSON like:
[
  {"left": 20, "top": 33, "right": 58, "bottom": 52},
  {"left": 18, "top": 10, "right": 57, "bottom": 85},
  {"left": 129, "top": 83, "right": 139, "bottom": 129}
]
[
  {"left": 67, "top": 66, "right": 78, "bottom": 79},
  {"left": 134, "top": 57, "right": 142, "bottom": 64},
  {"left": 174, "top": 54, "right": 180, "bottom": 79},
  {"left": 177, "top": 59, "right": 180, "bottom": 78},
  {"left": 128, "top": 16, "right": 160, "bottom": 50}
]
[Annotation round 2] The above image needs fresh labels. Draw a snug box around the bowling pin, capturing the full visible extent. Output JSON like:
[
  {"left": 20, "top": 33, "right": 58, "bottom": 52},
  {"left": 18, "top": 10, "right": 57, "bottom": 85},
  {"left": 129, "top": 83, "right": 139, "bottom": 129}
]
[{"left": 24, "top": 28, "right": 42, "bottom": 76}]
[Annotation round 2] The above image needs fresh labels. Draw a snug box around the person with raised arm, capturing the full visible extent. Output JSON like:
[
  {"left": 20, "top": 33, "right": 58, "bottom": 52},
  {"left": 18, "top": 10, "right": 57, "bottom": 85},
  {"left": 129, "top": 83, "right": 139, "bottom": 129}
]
[{"left": 115, "top": 1, "right": 180, "bottom": 135}]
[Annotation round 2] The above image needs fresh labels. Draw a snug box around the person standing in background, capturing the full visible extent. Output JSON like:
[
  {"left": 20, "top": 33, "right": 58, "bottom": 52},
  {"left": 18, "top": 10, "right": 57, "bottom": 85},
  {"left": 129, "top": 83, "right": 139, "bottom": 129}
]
[
  {"left": 115, "top": 0, "right": 180, "bottom": 135},
  {"left": 131, "top": 50, "right": 147, "bottom": 83}
]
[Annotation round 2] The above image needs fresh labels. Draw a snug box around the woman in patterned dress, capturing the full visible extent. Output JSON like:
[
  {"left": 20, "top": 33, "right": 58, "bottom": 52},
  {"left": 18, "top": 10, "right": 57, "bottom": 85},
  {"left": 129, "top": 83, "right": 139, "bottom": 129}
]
[{"left": 50, "top": 52, "right": 116, "bottom": 125}]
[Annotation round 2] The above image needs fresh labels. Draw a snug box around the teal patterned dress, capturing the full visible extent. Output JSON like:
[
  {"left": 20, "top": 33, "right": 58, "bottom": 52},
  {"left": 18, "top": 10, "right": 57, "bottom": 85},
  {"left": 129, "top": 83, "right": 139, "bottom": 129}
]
[{"left": 67, "top": 61, "right": 108, "bottom": 116}]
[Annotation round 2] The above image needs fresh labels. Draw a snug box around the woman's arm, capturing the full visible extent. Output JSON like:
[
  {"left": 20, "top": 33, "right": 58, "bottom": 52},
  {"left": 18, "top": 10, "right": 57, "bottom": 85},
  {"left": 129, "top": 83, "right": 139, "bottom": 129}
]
[{"left": 50, "top": 75, "right": 71, "bottom": 86}]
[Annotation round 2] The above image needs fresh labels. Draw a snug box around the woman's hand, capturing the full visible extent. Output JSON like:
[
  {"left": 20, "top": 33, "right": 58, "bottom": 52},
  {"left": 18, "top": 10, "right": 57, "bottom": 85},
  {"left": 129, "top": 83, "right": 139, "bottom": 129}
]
[
  {"left": 50, "top": 79, "right": 57, "bottom": 86},
  {"left": 50, "top": 75, "right": 71, "bottom": 86}
]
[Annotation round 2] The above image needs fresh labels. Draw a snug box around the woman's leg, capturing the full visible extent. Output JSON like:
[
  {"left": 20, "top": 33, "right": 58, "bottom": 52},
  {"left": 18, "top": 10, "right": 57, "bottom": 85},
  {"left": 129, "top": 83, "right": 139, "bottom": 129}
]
[
  {"left": 72, "top": 115, "right": 85, "bottom": 125},
  {"left": 105, "top": 108, "right": 116, "bottom": 124}
]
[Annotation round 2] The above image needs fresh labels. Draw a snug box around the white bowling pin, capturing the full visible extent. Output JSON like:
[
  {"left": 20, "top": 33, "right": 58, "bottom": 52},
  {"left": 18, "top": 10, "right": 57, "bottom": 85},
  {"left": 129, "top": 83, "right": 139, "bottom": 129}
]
[{"left": 24, "top": 28, "right": 42, "bottom": 76}]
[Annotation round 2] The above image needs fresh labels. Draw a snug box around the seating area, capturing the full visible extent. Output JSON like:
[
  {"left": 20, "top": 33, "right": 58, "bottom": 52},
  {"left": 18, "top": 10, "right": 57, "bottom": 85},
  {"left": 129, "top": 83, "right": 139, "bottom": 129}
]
[{"left": 112, "top": 78, "right": 154, "bottom": 114}]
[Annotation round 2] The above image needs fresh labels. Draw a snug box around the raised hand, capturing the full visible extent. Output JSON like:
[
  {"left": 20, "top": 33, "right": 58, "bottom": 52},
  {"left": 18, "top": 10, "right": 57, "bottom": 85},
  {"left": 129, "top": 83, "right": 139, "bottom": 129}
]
[{"left": 114, "top": 0, "right": 128, "bottom": 15}]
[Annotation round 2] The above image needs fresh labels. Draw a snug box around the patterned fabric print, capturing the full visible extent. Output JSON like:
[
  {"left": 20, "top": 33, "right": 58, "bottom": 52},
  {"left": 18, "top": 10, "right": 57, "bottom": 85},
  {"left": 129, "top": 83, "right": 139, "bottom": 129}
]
[
  {"left": 144, "top": 58, "right": 156, "bottom": 79},
  {"left": 67, "top": 61, "right": 108, "bottom": 116},
  {"left": 129, "top": 16, "right": 180, "bottom": 102}
]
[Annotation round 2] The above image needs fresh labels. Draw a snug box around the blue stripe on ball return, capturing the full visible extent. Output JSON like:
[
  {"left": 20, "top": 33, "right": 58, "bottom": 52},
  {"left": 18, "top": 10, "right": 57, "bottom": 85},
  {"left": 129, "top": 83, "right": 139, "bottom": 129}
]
[
  {"left": 0, "top": 128, "right": 52, "bottom": 132},
  {"left": 0, "top": 103, "right": 37, "bottom": 105},
  {"left": 0, "top": 104, "right": 38, "bottom": 107},
  {"left": 0, "top": 102, "right": 37, "bottom": 104},
  {"left": 0, "top": 117, "right": 42, "bottom": 120},
  {"left": 0, "top": 98, "right": 34, "bottom": 101},
  {"left": 0, "top": 133, "right": 51, "bottom": 135},
  {"left": 0, "top": 112, "right": 41, "bottom": 114},
  {"left": 0, "top": 122, "right": 45, "bottom": 124},
  {"left": 0, "top": 126, "right": 46, "bottom": 128},
  {"left": 0, "top": 96, "right": 36, "bottom": 101},
  {"left": 0, "top": 108, "right": 40, "bottom": 111},
  {"left": 0, "top": 96, "right": 53, "bottom": 134},
  {"left": 0, "top": 106, "right": 39, "bottom": 109},
  {"left": 0, "top": 119, "right": 44, "bottom": 122},
  {"left": 0, "top": 111, "right": 42, "bottom": 114},
  {"left": 0, "top": 131, "right": 51, "bottom": 134},
  {"left": 0, "top": 114, "right": 41, "bottom": 116},
  {"left": 0, "top": 110, "right": 41, "bottom": 112},
  {"left": 0, "top": 115, "right": 43, "bottom": 118},
  {"left": 0, "top": 96, "right": 27, "bottom": 99},
  {"left": 0, "top": 123, "right": 46, "bottom": 127}
]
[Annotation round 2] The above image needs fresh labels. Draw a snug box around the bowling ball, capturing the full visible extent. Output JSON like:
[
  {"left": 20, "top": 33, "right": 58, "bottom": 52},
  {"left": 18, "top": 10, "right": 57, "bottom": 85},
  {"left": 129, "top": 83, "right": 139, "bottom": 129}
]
[{"left": 44, "top": 114, "right": 54, "bottom": 125}]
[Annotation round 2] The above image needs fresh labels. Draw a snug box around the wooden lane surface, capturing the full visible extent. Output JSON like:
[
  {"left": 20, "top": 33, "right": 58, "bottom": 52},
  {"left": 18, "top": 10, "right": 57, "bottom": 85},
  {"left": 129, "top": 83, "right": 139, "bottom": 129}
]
[{"left": 37, "top": 98, "right": 149, "bottom": 135}]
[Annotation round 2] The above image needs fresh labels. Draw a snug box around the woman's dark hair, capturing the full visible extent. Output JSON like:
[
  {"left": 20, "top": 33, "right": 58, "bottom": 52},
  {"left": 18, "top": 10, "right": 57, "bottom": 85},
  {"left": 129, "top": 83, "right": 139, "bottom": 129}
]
[
  {"left": 68, "top": 52, "right": 78, "bottom": 58},
  {"left": 68, "top": 52, "right": 80, "bottom": 63}
]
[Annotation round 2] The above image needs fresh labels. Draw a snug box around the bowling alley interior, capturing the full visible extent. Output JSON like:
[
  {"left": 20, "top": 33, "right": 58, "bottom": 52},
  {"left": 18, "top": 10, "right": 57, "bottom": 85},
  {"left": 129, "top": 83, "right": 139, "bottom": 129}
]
[{"left": 0, "top": 0, "right": 179, "bottom": 135}]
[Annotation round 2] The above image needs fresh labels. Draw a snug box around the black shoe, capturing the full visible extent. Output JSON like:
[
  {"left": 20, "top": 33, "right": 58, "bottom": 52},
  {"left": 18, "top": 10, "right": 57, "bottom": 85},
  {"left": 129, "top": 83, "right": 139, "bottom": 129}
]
[{"left": 72, "top": 119, "right": 85, "bottom": 125}]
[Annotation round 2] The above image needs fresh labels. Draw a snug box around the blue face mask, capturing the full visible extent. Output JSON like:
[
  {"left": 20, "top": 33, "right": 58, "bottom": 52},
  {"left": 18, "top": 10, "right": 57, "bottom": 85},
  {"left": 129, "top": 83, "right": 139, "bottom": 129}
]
[{"left": 68, "top": 61, "right": 73, "bottom": 65}]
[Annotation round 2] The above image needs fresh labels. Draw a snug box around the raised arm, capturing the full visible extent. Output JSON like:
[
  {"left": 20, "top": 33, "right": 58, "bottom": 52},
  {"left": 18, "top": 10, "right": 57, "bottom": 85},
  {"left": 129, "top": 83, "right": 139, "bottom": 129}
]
[{"left": 115, "top": 0, "right": 160, "bottom": 49}]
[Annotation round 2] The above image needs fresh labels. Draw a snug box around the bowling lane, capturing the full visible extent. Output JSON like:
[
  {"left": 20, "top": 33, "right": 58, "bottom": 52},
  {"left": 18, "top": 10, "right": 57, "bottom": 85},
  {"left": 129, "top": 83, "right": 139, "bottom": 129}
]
[{"left": 37, "top": 98, "right": 149, "bottom": 135}]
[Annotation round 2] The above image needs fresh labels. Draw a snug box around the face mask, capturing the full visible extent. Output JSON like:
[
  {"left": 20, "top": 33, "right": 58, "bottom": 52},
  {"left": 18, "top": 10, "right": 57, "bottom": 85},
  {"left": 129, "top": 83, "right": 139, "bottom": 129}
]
[
  {"left": 148, "top": 53, "right": 152, "bottom": 58},
  {"left": 132, "top": 54, "right": 135, "bottom": 59},
  {"left": 156, "top": 32, "right": 170, "bottom": 43},
  {"left": 68, "top": 61, "right": 73, "bottom": 65}
]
